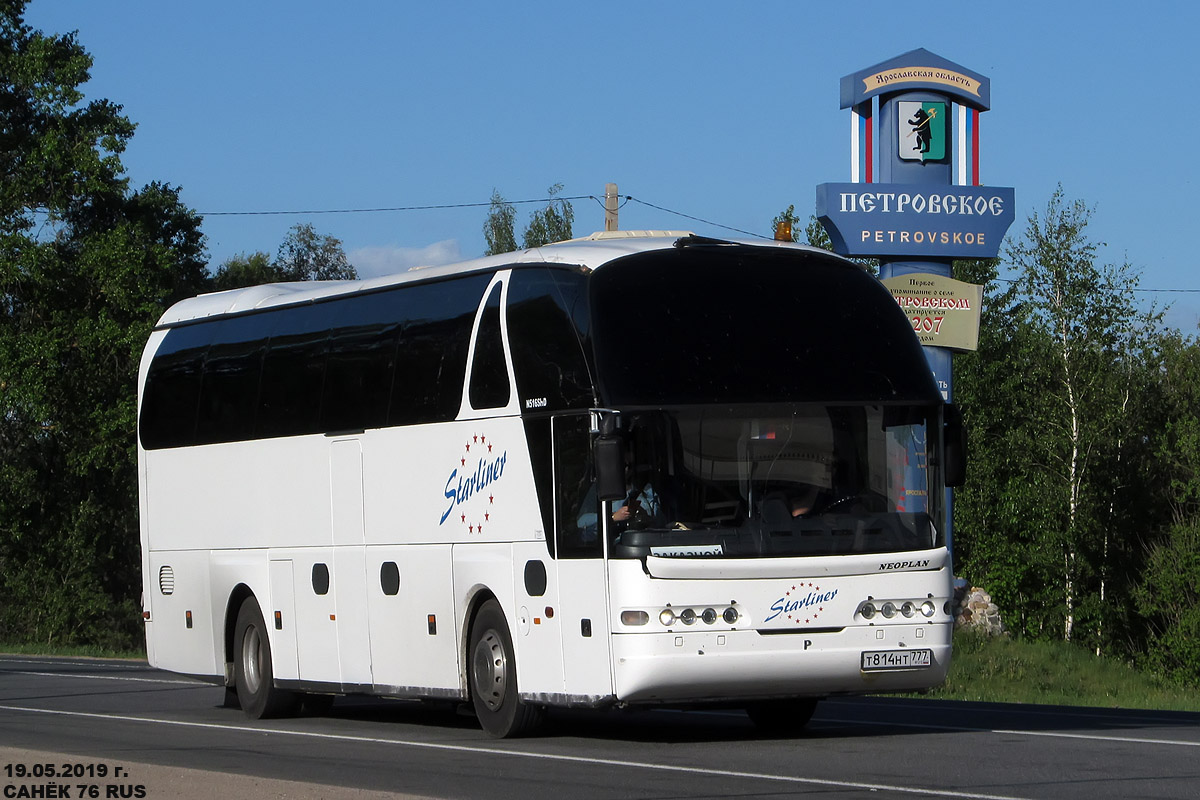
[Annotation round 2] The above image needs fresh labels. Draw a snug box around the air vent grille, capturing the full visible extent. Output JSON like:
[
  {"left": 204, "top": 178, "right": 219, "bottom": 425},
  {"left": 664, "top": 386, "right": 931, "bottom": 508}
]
[{"left": 158, "top": 565, "right": 175, "bottom": 595}]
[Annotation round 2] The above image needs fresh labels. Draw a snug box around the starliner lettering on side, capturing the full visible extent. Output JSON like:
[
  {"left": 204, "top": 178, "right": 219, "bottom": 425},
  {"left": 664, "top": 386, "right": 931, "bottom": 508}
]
[
  {"left": 879, "top": 559, "right": 932, "bottom": 571},
  {"left": 440, "top": 450, "right": 507, "bottom": 525}
]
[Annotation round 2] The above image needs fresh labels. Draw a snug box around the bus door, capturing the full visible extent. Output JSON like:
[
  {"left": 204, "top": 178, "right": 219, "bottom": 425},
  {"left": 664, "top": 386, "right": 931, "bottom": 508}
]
[
  {"left": 552, "top": 414, "right": 613, "bottom": 696},
  {"left": 330, "top": 438, "right": 373, "bottom": 687}
]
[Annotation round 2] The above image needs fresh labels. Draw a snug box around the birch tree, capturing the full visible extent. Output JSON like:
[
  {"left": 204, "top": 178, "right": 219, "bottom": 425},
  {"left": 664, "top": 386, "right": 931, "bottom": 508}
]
[{"left": 1005, "top": 186, "right": 1150, "bottom": 643}]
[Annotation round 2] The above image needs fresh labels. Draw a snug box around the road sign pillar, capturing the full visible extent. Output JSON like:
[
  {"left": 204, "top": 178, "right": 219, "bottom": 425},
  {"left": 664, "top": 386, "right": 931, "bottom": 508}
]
[{"left": 817, "top": 48, "right": 1014, "bottom": 557}]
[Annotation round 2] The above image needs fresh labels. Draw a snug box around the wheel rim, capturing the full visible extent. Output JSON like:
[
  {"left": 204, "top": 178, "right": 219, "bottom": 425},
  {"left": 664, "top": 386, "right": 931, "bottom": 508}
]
[
  {"left": 242, "top": 623, "right": 263, "bottom": 694},
  {"left": 471, "top": 628, "right": 507, "bottom": 712}
]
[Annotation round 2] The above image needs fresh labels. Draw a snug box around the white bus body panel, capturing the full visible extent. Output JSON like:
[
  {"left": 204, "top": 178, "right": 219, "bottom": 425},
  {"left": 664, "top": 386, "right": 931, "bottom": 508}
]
[{"left": 607, "top": 558, "right": 954, "bottom": 702}]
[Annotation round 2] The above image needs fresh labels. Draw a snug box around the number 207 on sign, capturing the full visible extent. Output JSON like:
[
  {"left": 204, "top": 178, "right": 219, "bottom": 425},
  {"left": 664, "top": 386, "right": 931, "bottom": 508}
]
[{"left": 911, "top": 316, "right": 944, "bottom": 334}]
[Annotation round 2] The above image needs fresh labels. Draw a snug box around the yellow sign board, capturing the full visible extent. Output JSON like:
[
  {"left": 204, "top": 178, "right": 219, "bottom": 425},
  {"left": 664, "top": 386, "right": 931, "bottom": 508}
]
[{"left": 880, "top": 272, "right": 983, "bottom": 352}]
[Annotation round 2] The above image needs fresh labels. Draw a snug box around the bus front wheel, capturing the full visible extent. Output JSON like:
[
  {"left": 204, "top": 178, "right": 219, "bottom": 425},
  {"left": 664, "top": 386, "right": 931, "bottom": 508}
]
[
  {"left": 233, "top": 596, "right": 297, "bottom": 719},
  {"left": 468, "top": 599, "right": 544, "bottom": 737}
]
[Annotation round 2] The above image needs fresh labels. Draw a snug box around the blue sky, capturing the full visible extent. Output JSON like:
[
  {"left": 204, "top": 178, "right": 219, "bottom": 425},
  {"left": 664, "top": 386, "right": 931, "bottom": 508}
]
[{"left": 25, "top": 1, "right": 1200, "bottom": 330}]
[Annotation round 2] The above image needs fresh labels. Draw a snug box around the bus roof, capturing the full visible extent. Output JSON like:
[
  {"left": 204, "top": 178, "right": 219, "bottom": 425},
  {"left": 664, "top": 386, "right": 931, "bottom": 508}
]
[{"left": 156, "top": 232, "right": 842, "bottom": 328}]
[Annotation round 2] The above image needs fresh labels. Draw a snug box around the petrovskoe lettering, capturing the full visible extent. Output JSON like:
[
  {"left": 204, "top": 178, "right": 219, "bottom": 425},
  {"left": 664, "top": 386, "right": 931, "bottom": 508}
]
[
  {"left": 839, "top": 191, "right": 1005, "bottom": 217},
  {"left": 860, "top": 229, "right": 986, "bottom": 246},
  {"left": 894, "top": 296, "right": 972, "bottom": 310}
]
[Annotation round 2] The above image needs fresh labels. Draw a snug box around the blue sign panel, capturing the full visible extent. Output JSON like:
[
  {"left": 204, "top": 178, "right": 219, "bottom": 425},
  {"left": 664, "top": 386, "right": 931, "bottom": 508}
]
[
  {"left": 840, "top": 48, "right": 991, "bottom": 111},
  {"left": 816, "top": 183, "right": 1015, "bottom": 259}
]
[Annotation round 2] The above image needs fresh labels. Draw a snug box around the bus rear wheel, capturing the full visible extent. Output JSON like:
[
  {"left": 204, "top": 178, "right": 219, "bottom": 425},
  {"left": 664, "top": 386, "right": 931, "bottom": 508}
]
[
  {"left": 745, "top": 697, "right": 818, "bottom": 735},
  {"left": 468, "top": 599, "right": 544, "bottom": 737},
  {"left": 234, "top": 596, "right": 297, "bottom": 719}
]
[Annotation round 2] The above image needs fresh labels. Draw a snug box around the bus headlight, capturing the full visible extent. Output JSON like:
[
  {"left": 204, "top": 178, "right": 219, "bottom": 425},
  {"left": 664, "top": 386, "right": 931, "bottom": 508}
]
[
  {"left": 921, "top": 600, "right": 937, "bottom": 618},
  {"left": 859, "top": 602, "right": 877, "bottom": 620},
  {"left": 722, "top": 606, "right": 739, "bottom": 624},
  {"left": 701, "top": 608, "right": 717, "bottom": 624},
  {"left": 621, "top": 610, "right": 649, "bottom": 626},
  {"left": 659, "top": 609, "right": 676, "bottom": 626},
  {"left": 679, "top": 608, "right": 697, "bottom": 625},
  {"left": 881, "top": 602, "right": 897, "bottom": 619},
  {"left": 901, "top": 601, "right": 916, "bottom": 618}
]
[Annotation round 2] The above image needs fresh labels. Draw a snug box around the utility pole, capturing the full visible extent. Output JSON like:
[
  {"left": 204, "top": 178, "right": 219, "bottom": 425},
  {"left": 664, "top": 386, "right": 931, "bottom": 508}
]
[{"left": 604, "top": 183, "right": 619, "bottom": 231}]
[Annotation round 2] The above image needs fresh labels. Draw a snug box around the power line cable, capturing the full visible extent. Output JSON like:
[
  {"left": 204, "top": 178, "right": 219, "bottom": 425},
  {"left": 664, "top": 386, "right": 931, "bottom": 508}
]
[
  {"left": 144, "top": 193, "right": 1200, "bottom": 294},
  {"left": 197, "top": 195, "right": 595, "bottom": 217},
  {"left": 623, "top": 197, "right": 768, "bottom": 239}
]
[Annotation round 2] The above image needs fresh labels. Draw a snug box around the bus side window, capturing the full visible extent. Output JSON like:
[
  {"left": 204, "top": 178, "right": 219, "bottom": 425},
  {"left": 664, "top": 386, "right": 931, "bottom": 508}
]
[
  {"left": 140, "top": 325, "right": 210, "bottom": 450},
  {"left": 258, "top": 308, "right": 327, "bottom": 439},
  {"left": 506, "top": 268, "right": 593, "bottom": 412},
  {"left": 195, "top": 316, "right": 269, "bottom": 445},
  {"left": 321, "top": 293, "right": 399, "bottom": 433},
  {"left": 469, "top": 281, "right": 511, "bottom": 410},
  {"left": 553, "top": 415, "right": 600, "bottom": 558},
  {"left": 390, "top": 274, "right": 489, "bottom": 426}
]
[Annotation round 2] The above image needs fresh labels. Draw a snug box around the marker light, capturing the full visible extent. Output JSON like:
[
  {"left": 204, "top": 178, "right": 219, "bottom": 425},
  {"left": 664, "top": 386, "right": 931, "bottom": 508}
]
[
  {"left": 659, "top": 609, "right": 677, "bottom": 626},
  {"left": 621, "top": 610, "right": 650, "bottom": 626}
]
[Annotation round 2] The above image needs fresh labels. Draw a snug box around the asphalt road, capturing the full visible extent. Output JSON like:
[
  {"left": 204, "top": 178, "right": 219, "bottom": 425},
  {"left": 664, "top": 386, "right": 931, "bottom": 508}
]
[{"left": 2, "top": 655, "right": 1198, "bottom": 799}]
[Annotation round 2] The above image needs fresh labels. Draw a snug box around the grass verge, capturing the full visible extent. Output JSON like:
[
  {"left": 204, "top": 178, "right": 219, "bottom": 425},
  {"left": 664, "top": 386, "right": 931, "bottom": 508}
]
[
  {"left": 923, "top": 629, "right": 1200, "bottom": 712},
  {"left": 0, "top": 642, "right": 146, "bottom": 660}
]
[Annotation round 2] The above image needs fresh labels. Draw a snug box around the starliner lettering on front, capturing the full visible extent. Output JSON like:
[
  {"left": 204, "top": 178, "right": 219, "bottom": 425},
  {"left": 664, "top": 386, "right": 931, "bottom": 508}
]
[
  {"left": 764, "top": 588, "right": 838, "bottom": 623},
  {"left": 838, "top": 192, "right": 1006, "bottom": 216},
  {"left": 879, "top": 559, "right": 932, "bottom": 571},
  {"left": 440, "top": 450, "right": 507, "bottom": 525}
]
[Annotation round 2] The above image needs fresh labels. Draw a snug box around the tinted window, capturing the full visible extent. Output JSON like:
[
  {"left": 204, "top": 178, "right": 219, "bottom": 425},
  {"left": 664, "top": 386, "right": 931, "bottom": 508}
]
[
  {"left": 507, "top": 268, "right": 594, "bottom": 412},
  {"left": 589, "top": 247, "right": 940, "bottom": 406},
  {"left": 139, "top": 325, "right": 210, "bottom": 449},
  {"left": 321, "top": 293, "right": 401, "bottom": 432},
  {"left": 390, "top": 274, "right": 490, "bottom": 424},
  {"left": 195, "top": 316, "right": 269, "bottom": 445},
  {"left": 258, "top": 307, "right": 328, "bottom": 439},
  {"left": 141, "top": 272, "right": 493, "bottom": 450},
  {"left": 554, "top": 414, "right": 600, "bottom": 558},
  {"left": 468, "top": 281, "right": 510, "bottom": 410}
]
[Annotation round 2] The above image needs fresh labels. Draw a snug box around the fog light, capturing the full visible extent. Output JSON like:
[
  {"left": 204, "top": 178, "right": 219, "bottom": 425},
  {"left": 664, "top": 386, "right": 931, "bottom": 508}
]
[
  {"left": 659, "top": 609, "right": 676, "bottom": 626},
  {"left": 860, "top": 602, "right": 877, "bottom": 620},
  {"left": 921, "top": 600, "right": 936, "bottom": 618},
  {"left": 723, "top": 606, "right": 739, "bottom": 624},
  {"left": 680, "top": 608, "right": 697, "bottom": 625},
  {"left": 621, "top": 610, "right": 649, "bottom": 626},
  {"left": 881, "top": 602, "right": 897, "bottom": 619},
  {"left": 901, "top": 601, "right": 916, "bottom": 618}
]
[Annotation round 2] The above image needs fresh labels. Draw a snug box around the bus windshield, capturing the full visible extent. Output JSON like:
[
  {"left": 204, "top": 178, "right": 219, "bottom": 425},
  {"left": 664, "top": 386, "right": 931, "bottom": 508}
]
[{"left": 601, "top": 404, "right": 942, "bottom": 559}]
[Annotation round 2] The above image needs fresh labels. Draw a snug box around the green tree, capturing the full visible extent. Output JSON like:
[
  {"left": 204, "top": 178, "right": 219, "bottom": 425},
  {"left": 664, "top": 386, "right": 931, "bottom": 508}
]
[
  {"left": 0, "top": 2, "right": 209, "bottom": 648},
  {"left": 1134, "top": 331, "right": 1200, "bottom": 685},
  {"left": 955, "top": 188, "right": 1160, "bottom": 654},
  {"left": 213, "top": 251, "right": 283, "bottom": 290},
  {"left": 274, "top": 222, "right": 357, "bottom": 281},
  {"left": 522, "top": 183, "right": 574, "bottom": 249},
  {"left": 483, "top": 190, "right": 517, "bottom": 256}
]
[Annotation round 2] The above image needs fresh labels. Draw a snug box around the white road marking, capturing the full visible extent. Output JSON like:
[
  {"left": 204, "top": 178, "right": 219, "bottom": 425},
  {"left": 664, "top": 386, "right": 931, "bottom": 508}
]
[
  {"left": 7, "top": 670, "right": 202, "bottom": 686},
  {"left": 0, "top": 703, "right": 1031, "bottom": 800}
]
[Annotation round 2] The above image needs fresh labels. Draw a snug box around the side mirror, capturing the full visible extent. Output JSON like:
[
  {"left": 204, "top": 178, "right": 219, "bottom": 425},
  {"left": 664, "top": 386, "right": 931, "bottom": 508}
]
[
  {"left": 944, "top": 403, "right": 967, "bottom": 488},
  {"left": 595, "top": 436, "right": 627, "bottom": 501}
]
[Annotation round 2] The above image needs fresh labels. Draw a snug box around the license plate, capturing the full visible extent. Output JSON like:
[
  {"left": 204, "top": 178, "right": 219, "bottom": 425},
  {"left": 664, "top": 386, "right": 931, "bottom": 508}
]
[{"left": 861, "top": 648, "right": 932, "bottom": 671}]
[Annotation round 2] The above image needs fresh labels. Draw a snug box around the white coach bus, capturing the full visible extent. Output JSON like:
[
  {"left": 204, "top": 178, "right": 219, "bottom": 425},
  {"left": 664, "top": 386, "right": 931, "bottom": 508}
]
[{"left": 137, "top": 232, "right": 964, "bottom": 737}]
